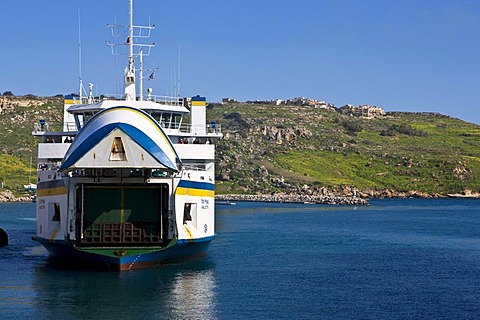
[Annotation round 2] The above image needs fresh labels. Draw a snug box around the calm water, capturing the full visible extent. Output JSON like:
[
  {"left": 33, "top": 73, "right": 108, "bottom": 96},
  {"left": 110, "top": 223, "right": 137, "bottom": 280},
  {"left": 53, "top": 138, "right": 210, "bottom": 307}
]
[{"left": 1, "top": 199, "right": 480, "bottom": 319}]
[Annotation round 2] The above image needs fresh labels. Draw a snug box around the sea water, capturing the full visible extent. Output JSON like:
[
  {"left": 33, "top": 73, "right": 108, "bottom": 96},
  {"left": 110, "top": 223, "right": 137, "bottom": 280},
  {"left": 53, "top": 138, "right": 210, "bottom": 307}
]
[{"left": 0, "top": 199, "right": 479, "bottom": 319}]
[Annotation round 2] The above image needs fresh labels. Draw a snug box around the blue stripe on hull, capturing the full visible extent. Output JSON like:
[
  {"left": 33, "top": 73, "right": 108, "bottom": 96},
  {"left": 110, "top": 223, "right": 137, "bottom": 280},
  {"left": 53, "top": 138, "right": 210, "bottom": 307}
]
[
  {"left": 37, "top": 179, "right": 65, "bottom": 189},
  {"left": 177, "top": 180, "right": 214, "bottom": 191},
  {"left": 33, "top": 236, "right": 213, "bottom": 271}
]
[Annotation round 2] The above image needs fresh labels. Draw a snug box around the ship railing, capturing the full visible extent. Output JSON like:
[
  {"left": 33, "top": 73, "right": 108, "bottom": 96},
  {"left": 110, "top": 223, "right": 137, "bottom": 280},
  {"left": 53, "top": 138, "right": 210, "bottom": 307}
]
[
  {"left": 147, "top": 95, "right": 184, "bottom": 106},
  {"left": 33, "top": 119, "right": 221, "bottom": 136},
  {"left": 206, "top": 123, "right": 222, "bottom": 134},
  {"left": 99, "top": 94, "right": 185, "bottom": 106},
  {"left": 80, "top": 222, "right": 164, "bottom": 246},
  {"left": 176, "top": 123, "right": 222, "bottom": 134},
  {"left": 33, "top": 121, "right": 77, "bottom": 133},
  {"left": 69, "top": 168, "right": 174, "bottom": 179},
  {"left": 38, "top": 162, "right": 61, "bottom": 171},
  {"left": 32, "top": 120, "right": 221, "bottom": 135},
  {"left": 182, "top": 164, "right": 207, "bottom": 171}
]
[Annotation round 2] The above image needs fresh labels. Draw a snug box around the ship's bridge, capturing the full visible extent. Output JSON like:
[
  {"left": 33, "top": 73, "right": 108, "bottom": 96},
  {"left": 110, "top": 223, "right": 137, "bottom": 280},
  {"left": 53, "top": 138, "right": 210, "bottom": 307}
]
[
  {"left": 67, "top": 99, "right": 190, "bottom": 132},
  {"left": 33, "top": 95, "right": 222, "bottom": 145}
]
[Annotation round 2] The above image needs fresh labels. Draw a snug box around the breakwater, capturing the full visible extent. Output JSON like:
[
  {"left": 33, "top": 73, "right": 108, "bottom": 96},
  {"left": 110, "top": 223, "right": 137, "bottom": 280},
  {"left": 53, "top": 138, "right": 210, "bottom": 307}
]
[{"left": 216, "top": 193, "right": 368, "bottom": 205}]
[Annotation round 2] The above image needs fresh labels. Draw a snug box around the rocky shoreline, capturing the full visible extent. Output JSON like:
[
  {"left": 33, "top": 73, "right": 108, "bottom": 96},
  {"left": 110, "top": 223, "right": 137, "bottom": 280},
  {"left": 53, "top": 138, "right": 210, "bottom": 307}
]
[
  {"left": 216, "top": 193, "right": 368, "bottom": 205},
  {"left": 1, "top": 189, "right": 479, "bottom": 204},
  {"left": 0, "top": 190, "right": 32, "bottom": 203},
  {"left": 215, "top": 188, "right": 480, "bottom": 205},
  {"left": 357, "top": 188, "right": 480, "bottom": 199}
]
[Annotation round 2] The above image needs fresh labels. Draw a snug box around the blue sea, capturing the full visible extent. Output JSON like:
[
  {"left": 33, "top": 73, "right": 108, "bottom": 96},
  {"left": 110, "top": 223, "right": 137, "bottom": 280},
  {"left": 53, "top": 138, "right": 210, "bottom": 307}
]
[{"left": 1, "top": 199, "right": 480, "bottom": 319}]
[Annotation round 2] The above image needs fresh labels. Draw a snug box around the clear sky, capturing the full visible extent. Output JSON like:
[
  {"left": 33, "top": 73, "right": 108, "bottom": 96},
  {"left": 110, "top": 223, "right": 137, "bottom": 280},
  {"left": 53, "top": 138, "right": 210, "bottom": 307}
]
[{"left": 1, "top": 0, "right": 480, "bottom": 124}]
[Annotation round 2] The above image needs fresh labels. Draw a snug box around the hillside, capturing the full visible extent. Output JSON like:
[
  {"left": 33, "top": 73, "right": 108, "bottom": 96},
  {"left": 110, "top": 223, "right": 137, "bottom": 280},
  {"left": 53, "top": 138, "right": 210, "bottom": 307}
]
[
  {"left": 0, "top": 95, "right": 479, "bottom": 199},
  {"left": 0, "top": 96, "right": 63, "bottom": 198},
  {"left": 209, "top": 102, "right": 480, "bottom": 197}
]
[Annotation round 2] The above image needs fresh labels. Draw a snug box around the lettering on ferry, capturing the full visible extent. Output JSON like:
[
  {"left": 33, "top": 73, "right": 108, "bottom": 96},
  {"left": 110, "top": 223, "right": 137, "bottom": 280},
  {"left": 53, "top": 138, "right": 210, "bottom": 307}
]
[{"left": 201, "top": 198, "right": 209, "bottom": 210}]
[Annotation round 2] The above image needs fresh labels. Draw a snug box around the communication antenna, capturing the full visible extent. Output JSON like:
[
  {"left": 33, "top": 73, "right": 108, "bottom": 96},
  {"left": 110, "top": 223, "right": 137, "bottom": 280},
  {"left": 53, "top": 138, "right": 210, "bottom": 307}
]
[
  {"left": 106, "top": 0, "right": 155, "bottom": 101},
  {"left": 78, "top": 9, "right": 84, "bottom": 103},
  {"left": 138, "top": 49, "right": 160, "bottom": 101},
  {"left": 177, "top": 45, "right": 181, "bottom": 97}
]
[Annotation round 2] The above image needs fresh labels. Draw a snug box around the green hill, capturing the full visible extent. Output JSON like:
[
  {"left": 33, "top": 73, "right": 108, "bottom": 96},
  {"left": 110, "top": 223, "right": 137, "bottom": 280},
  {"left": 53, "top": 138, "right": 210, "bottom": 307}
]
[
  {"left": 0, "top": 96, "right": 63, "bottom": 196},
  {"left": 1, "top": 96, "right": 479, "bottom": 197},
  {"left": 207, "top": 103, "right": 480, "bottom": 196}
]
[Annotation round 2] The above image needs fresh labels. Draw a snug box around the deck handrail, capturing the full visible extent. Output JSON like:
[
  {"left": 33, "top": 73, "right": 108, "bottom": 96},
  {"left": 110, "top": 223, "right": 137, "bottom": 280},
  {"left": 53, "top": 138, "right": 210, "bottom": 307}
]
[
  {"left": 74, "top": 94, "right": 185, "bottom": 106},
  {"left": 33, "top": 121, "right": 221, "bottom": 135}
]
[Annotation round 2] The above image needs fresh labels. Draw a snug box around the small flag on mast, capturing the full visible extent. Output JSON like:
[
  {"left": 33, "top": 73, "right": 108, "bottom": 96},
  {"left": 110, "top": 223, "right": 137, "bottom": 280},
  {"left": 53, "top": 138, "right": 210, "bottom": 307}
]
[{"left": 148, "top": 72, "right": 155, "bottom": 81}]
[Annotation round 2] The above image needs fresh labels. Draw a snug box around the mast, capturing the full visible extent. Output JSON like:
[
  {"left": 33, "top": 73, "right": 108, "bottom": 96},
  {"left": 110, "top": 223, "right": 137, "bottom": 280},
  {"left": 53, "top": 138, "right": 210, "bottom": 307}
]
[
  {"left": 78, "top": 9, "right": 83, "bottom": 103},
  {"left": 139, "top": 48, "right": 143, "bottom": 101},
  {"left": 129, "top": 0, "right": 133, "bottom": 63},
  {"left": 106, "top": 0, "right": 155, "bottom": 101},
  {"left": 177, "top": 46, "right": 181, "bottom": 97},
  {"left": 124, "top": 0, "right": 136, "bottom": 101}
]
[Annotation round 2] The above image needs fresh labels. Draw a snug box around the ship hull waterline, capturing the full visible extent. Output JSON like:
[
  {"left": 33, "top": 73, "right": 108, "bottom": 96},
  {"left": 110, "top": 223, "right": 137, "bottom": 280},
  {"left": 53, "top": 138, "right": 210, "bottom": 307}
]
[{"left": 33, "top": 236, "right": 214, "bottom": 271}]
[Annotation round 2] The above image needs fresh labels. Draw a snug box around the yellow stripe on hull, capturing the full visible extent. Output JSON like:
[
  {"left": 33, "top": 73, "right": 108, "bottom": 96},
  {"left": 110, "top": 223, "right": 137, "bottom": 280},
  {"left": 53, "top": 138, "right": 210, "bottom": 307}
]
[
  {"left": 175, "top": 187, "right": 214, "bottom": 197},
  {"left": 50, "top": 223, "right": 61, "bottom": 240},
  {"left": 183, "top": 225, "right": 194, "bottom": 239},
  {"left": 37, "top": 187, "right": 67, "bottom": 197}
]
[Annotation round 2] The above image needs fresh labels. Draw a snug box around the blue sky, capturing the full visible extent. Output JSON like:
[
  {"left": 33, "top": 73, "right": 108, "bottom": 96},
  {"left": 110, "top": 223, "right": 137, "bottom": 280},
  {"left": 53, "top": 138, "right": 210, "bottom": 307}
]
[{"left": 1, "top": 0, "right": 480, "bottom": 124}]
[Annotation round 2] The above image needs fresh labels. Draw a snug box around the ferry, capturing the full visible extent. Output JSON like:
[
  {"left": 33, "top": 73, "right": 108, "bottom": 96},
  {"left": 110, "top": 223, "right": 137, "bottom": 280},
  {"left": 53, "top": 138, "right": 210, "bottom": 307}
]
[{"left": 31, "top": 0, "right": 222, "bottom": 270}]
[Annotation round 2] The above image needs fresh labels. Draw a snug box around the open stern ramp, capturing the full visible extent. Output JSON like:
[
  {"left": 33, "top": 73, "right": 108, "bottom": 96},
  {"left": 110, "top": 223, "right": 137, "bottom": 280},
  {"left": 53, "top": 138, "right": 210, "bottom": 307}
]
[{"left": 77, "top": 184, "right": 171, "bottom": 247}]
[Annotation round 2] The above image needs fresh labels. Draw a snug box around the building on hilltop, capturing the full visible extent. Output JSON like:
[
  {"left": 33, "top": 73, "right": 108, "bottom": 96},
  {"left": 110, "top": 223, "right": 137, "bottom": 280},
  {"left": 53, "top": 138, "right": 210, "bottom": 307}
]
[
  {"left": 338, "top": 104, "right": 385, "bottom": 118},
  {"left": 245, "top": 99, "right": 282, "bottom": 105},
  {"left": 222, "top": 97, "right": 238, "bottom": 103},
  {"left": 285, "top": 97, "right": 335, "bottom": 109},
  {"left": 230, "top": 96, "right": 335, "bottom": 109}
]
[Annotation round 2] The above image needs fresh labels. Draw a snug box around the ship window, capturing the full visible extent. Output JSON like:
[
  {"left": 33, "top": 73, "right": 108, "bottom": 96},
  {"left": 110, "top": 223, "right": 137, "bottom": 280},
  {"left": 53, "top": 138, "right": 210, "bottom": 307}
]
[
  {"left": 151, "top": 169, "right": 167, "bottom": 178},
  {"left": 151, "top": 112, "right": 162, "bottom": 122},
  {"left": 172, "top": 113, "right": 182, "bottom": 129},
  {"left": 160, "top": 113, "right": 172, "bottom": 129},
  {"left": 74, "top": 114, "right": 85, "bottom": 130},
  {"left": 183, "top": 203, "right": 192, "bottom": 223},
  {"left": 84, "top": 112, "right": 94, "bottom": 122},
  {"left": 49, "top": 203, "right": 61, "bottom": 222},
  {"left": 183, "top": 203, "right": 197, "bottom": 227},
  {"left": 109, "top": 137, "right": 127, "bottom": 161}
]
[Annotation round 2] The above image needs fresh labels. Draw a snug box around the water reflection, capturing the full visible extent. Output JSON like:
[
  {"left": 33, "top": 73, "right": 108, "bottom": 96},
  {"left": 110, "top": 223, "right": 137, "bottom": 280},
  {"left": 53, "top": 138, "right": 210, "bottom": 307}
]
[
  {"left": 170, "top": 268, "right": 216, "bottom": 319},
  {"left": 32, "top": 257, "right": 217, "bottom": 320}
]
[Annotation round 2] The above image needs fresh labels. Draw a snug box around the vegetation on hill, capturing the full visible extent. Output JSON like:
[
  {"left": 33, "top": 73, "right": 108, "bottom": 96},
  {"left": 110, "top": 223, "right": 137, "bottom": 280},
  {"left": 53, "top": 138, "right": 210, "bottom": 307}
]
[
  {"left": 0, "top": 96, "right": 62, "bottom": 196},
  {"left": 206, "top": 103, "right": 480, "bottom": 196},
  {"left": 0, "top": 95, "right": 479, "bottom": 197}
]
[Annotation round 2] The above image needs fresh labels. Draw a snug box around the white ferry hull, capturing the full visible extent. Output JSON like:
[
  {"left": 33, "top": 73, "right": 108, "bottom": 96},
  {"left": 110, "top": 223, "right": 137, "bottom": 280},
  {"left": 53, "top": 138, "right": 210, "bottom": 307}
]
[{"left": 33, "top": 104, "right": 218, "bottom": 271}]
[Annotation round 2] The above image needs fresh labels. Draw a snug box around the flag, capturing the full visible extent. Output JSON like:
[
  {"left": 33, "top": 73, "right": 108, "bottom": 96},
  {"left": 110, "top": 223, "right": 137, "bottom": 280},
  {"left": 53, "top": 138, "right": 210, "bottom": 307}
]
[{"left": 148, "top": 72, "right": 155, "bottom": 81}]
